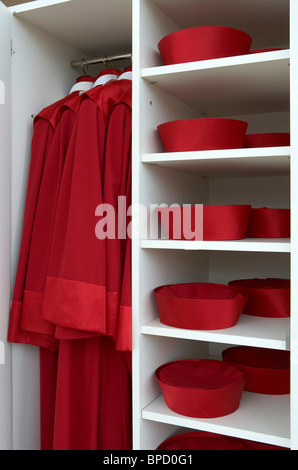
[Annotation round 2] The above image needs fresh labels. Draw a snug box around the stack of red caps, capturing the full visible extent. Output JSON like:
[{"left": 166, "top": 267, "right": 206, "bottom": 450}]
[{"left": 222, "top": 346, "right": 290, "bottom": 395}]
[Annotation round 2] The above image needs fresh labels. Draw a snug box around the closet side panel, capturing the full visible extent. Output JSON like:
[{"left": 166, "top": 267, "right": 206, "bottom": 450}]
[
  {"left": 290, "top": 0, "right": 298, "bottom": 451},
  {"left": 0, "top": 1, "right": 12, "bottom": 451},
  {"left": 10, "top": 16, "right": 81, "bottom": 450}
]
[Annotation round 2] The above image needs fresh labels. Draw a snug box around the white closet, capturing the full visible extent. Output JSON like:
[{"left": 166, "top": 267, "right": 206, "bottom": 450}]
[
  {"left": 0, "top": 0, "right": 297, "bottom": 451},
  {"left": 0, "top": 0, "right": 132, "bottom": 450}
]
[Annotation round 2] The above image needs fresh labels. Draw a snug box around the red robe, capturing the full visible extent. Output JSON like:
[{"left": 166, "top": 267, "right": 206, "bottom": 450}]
[
  {"left": 103, "top": 88, "right": 132, "bottom": 351},
  {"left": 7, "top": 75, "right": 96, "bottom": 450},
  {"left": 41, "top": 78, "right": 133, "bottom": 451},
  {"left": 41, "top": 78, "right": 133, "bottom": 339},
  {"left": 8, "top": 88, "right": 88, "bottom": 350},
  {"left": 19, "top": 103, "right": 81, "bottom": 342},
  {"left": 30, "top": 92, "right": 91, "bottom": 451},
  {"left": 52, "top": 335, "right": 132, "bottom": 450},
  {"left": 9, "top": 72, "right": 133, "bottom": 451}
]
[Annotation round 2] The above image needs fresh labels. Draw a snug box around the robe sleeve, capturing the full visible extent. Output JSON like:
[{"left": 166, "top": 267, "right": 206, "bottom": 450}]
[
  {"left": 103, "top": 100, "right": 132, "bottom": 349},
  {"left": 8, "top": 117, "right": 58, "bottom": 351},
  {"left": 18, "top": 109, "right": 78, "bottom": 341}
]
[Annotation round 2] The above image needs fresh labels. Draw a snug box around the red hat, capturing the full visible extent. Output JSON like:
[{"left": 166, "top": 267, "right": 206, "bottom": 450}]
[
  {"left": 244, "top": 133, "right": 290, "bottom": 148},
  {"left": 246, "top": 207, "right": 290, "bottom": 238},
  {"left": 228, "top": 278, "right": 290, "bottom": 318},
  {"left": 157, "top": 118, "right": 248, "bottom": 152},
  {"left": 249, "top": 48, "right": 284, "bottom": 54},
  {"left": 157, "top": 431, "right": 289, "bottom": 450},
  {"left": 157, "top": 204, "right": 251, "bottom": 241},
  {"left": 158, "top": 26, "right": 252, "bottom": 65},
  {"left": 154, "top": 283, "right": 248, "bottom": 330},
  {"left": 222, "top": 346, "right": 290, "bottom": 395},
  {"left": 156, "top": 359, "right": 246, "bottom": 418}
]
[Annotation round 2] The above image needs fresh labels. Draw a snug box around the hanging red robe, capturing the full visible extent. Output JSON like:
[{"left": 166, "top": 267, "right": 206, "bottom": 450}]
[
  {"left": 10, "top": 69, "right": 122, "bottom": 345},
  {"left": 93, "top": 77, "right": 132, "bottom": 450},
  {"left": 7, "top": 75, "right": 96, "bottom": 451},
  {"left": 27, "top": 69, "right": 128, "bottom": 451},
  {"left": 40, "top": 346, "right": 59, "bottom": 451},
  {"left": 8, "top": 75, "right": 95, "bottom": 351},
  {"left": 51, "top": 335, "right": 132, "bottom": 451},
  {"left": 102, "top": 83, "right": 132, "bottom": 351},
  {"left": 39, "top": 71, "right": 125, "bottom": 451},
  {"left": 40, "top": 75, "right": 133, "bottom": 451},
  {"left": 19, "top": 103, "right": 81, "bottom": 341},
  {"left": 32, "top": 90, "right": 96, "bottom": 451},
  {"left": 41, "top": 76, "right": 133, "bottom": 338},
  {"left": 8, "top": 69, "right": 133, "bottom": 451},
  {"left": 18, "top": 75, "right": 118, "bottom": 341}
]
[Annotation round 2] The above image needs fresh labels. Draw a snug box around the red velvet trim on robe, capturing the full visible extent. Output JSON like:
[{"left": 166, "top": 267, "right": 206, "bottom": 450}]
[{"left": 43, "top": 276, "right": 106, "bottom": 333}]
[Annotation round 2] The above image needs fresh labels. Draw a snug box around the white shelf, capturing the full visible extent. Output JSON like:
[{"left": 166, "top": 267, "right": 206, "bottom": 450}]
[
  {"left": 142, "top": 49, "right": 290, "bottom": 78},
  {"left": 142, "top": 50, "right": 290, "bottom": 116},
  {"left": 141, "top": 239, "right": 291, "bottom": 253},
  {"left": 142, "top": 393, "right": 291, "bottom": 448},
  {"left": 141, "top": 316, "right": 290, "bottom": 350},
  {"left": 142, "top": 147, "right": 291, "bottom": 178},
  {"left": 11, "top": 0, "right": 132, "bottom": 58}
]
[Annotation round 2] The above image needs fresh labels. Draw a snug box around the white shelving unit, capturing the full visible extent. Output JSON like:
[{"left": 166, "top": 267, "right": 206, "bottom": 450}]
[
  {"left": 132, "top": 0, "right": 297, "bottom": 452},
  {"left": 0, "top": 0, "right": 297, "bottom": 451}
]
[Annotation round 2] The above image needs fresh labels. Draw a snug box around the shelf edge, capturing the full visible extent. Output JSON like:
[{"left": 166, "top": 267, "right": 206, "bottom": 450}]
[
  {"left": 140, "top": 239, "right": 291, "bottom": 253},
  {"left": 141, "top": 50, "right": 290, "bottom": 79},
  {"left": 142, "top": 147, "right": 291, "bottom": 163}
]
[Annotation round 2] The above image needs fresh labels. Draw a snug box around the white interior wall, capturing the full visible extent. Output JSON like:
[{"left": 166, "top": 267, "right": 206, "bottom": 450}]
[{"left": 0, "top": 1, "right": 12, "bottom": 451}]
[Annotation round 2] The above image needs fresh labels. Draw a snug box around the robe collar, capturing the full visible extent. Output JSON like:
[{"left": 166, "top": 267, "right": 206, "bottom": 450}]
[
  {"left": 93, "top": 68, "right": 122, "bottom": 87},
  {"left": 118, "top": 66, "right": 132, "bottom": 81},
  {"left": 69, "top": 76, "right": 95, "bottom": 94}
]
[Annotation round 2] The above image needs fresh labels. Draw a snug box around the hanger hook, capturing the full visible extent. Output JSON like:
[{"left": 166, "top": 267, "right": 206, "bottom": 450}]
[
  {"left": 80, "top": 59, "right": 87, "bottom": 75},
  {"left": 102, "top": 56, "right": 108, "bottom": 69}
]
